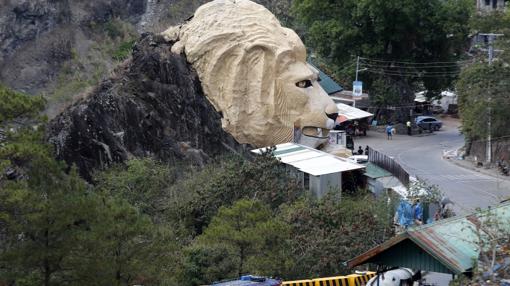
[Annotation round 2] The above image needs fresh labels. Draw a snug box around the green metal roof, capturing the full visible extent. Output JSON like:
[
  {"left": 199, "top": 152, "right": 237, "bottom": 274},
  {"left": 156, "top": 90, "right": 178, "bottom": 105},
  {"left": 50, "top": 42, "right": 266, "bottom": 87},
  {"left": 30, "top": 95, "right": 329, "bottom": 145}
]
[
  {"left": 364, "top": 162, "right": 392, "bottom": 179},
  {"left": 308, "top": 62, "right": 343, "bottom": 95},
  {"left": 347, "top": 202, "right": 510, "bottom": 274}
]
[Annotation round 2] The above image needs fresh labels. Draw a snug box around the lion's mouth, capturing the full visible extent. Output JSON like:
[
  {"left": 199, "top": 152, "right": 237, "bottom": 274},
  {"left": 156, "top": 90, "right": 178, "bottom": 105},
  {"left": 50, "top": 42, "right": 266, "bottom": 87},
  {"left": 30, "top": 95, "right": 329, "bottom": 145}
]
[{"left": 301, "top": 126, "right": 330, "bottom": 139}]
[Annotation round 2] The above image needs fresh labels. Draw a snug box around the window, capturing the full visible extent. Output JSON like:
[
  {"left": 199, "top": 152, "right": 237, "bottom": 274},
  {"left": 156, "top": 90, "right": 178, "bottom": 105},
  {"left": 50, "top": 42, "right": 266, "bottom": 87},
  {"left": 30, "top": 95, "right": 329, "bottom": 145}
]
[{"left": 485, "top": 0, "right": 491, "bottom": 6}]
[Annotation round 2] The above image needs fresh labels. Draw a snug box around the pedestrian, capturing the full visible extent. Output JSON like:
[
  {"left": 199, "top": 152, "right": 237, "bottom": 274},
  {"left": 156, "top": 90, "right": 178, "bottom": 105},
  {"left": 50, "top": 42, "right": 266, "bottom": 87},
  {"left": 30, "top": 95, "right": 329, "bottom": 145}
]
[
  {"left": 357, "top": 146, "right": 363, "bottom": 155},
  {"left": 364, "top": 145, "right": 369, "bottom": 155},
  {"left": 406, "top": 120, "right": 412, "bottom": 136},
  {"left": 386, "top": 123, "right": 393, "bottom": 140}
]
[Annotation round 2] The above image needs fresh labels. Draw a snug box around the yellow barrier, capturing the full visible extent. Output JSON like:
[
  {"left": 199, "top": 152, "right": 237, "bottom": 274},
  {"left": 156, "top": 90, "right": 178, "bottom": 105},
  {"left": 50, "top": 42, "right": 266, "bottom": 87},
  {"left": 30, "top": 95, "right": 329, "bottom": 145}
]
[
  {"left": 313, "top": 276, "right": 349, "bottom": 286},
  {"left": 283, "top": 271, "right": 376, "bottom": 286},
  {"left": 282, "top": 280, "right": 314, "bottom": 286},
  {"left": 346, "top": 272, "right": 376, "bottom": 286}
]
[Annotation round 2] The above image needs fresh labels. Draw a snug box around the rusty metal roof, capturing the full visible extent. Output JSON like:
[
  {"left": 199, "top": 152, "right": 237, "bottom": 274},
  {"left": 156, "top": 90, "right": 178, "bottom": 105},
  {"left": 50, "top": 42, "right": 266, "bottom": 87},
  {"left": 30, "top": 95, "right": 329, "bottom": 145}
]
[{"left": 347, "top": 202, "right": 510, "bottom": 274}]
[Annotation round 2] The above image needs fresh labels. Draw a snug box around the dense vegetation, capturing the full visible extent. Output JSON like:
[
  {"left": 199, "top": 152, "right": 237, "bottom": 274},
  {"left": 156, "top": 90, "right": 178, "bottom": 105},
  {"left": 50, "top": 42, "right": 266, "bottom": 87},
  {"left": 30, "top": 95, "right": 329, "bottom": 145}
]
[
  {"left": 292, "top": 0, "right": 472, "bottom": 112},
  {"left": 456, "top": 11, "right": 510, "bottom": 148},
  {"left": 0, "top": 87, "right": 395, "bottom": 285}
]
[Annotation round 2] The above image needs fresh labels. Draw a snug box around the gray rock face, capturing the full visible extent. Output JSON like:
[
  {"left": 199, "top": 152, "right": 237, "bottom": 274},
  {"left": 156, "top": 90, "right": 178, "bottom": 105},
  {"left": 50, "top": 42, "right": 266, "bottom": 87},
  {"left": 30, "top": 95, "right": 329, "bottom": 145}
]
[
  {"left": 0, "top": 0, "right": 146, "bottom": 94},
  {"left": 0, "top": 0, "right": 292, "bottom": 95},
  {"left": 47, "top": 33, "right": 250, "bottom": 180}
]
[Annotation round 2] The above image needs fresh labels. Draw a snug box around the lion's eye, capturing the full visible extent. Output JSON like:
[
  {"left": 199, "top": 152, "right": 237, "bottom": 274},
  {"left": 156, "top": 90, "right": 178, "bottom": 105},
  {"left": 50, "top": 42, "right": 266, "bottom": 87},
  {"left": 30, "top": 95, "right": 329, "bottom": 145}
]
[{"left": 296, "top": 80, "right": 313, "bottom": 88}]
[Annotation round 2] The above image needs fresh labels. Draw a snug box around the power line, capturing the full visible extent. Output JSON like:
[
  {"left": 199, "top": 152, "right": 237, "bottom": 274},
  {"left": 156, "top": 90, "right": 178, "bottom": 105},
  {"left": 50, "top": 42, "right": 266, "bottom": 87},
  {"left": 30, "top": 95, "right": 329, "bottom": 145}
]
[
  {"left": 364, "top": 69, "right": 461, "bottom": 77},
  {"left": 362, "top": 68, "right": 462, "bottom": 75},
  {"left": 359, "top": 62, "right": 464, "bottom": 69},
  {"left": 359, "top": 56, "right": 473, "bottom": 65}
]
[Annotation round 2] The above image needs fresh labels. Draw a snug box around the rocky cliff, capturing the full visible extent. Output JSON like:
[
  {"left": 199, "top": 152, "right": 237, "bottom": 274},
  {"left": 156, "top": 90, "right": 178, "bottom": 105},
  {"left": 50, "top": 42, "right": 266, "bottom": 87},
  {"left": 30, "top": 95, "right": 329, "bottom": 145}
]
[
  {"left": 0, "top": 0, "right": 146, "bottom": 95},
  {"left": 0, "top": 0, "right": 292, "bottom": 97},
  {"left": 47, "top": 33, "right": 250, "bottom": 180}
]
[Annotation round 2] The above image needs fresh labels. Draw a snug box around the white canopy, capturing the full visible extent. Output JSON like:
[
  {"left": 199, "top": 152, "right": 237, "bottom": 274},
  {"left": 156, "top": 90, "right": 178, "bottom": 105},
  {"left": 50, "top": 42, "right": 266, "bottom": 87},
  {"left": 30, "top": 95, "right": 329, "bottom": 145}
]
[
  {"left": 251, "top": 143, "right": 365, "bottom": 176},
  {"left": 336, "top": 103, "right": 373, "bottom": 120}
]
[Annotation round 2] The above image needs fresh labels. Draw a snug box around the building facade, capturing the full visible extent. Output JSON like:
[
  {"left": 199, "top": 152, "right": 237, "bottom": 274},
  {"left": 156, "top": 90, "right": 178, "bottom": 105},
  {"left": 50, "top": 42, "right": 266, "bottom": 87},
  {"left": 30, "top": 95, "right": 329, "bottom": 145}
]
[{"left": 476, "top": 0, "right": 506, "bottom": 12}]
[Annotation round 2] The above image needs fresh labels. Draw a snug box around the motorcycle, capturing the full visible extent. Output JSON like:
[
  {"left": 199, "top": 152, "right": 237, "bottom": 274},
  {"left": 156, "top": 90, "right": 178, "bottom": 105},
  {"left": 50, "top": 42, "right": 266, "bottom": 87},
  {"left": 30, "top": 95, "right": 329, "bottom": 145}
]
[{"left": 497, "top": 160, "right": 509, "bottom": 176}]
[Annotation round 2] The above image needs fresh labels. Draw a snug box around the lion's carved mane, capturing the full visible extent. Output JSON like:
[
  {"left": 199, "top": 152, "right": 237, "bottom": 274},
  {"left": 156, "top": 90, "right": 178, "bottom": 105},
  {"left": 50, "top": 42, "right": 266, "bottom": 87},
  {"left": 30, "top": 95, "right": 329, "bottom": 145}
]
[{"left": 163, "top": 0, "right": 338, "bottom": 147}]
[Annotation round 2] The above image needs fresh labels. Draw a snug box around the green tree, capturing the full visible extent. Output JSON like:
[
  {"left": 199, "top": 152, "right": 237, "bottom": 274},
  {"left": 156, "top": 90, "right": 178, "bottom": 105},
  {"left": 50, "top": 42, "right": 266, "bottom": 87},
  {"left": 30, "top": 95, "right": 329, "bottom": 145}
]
[
  {"left": 456, "top": 59, "right": 510, "bottom": 155},
  {"left": 0, "top": 85, "right": 46, "bottom": 176},
  {"left": 81, "top": 196, "right": 178, "bottom": 286},
  {"left": 279, "top": 193, "right": 394, "bottom": 278},
  {"left": 0, "top": 84, "right": 45, "bottom": 125},
  {"left": 457, "top": 9, "right": 510, "bottom": 147},
  {"left": 180, "top": 199, "right": 292, "bottom": 285},
  {"left": 169, "top": 154, "right": 303, "bottom": 236},
  {"left": 0, "top": 86, "right": 177, "bottom": 285},
  {"left": 0, "top": 155, "right": 99, "bottom": 285},
  {"left": 293, "top": 0, "right": 472, "bottom": 105},
  {"left": 94, "top": 158, "right": 179, "bottom": 220}
]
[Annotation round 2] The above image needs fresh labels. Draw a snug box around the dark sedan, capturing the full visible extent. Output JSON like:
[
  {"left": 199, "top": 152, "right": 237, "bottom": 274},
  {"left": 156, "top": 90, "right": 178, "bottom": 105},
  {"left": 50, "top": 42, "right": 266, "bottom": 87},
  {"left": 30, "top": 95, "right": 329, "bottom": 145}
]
[{"left": 415, "top": 116, "right": 442, "bottom": 131}]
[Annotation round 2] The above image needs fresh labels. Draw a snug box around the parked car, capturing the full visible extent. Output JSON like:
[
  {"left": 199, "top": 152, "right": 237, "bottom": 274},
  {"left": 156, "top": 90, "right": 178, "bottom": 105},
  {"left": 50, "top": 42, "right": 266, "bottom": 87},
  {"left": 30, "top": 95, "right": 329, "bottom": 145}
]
[
  {"left": 348, "top": 155, "right": 368, "bottom": 164},
  {"left": 415, "top": 116, "right": 442, "bottom": 131}
]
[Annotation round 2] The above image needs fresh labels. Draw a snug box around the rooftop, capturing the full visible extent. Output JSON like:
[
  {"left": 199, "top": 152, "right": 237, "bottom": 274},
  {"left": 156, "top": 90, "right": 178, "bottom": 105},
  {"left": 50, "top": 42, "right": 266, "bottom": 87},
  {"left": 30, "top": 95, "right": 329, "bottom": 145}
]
[
  {"left": 308, "top": 62, "right": 343, "bottom": 95},
  {"left": 251, "top": 143, "right": 365, "bottom": 176},
  {"left": 347, "top": 202, "right": 510, "bottom": 274}
]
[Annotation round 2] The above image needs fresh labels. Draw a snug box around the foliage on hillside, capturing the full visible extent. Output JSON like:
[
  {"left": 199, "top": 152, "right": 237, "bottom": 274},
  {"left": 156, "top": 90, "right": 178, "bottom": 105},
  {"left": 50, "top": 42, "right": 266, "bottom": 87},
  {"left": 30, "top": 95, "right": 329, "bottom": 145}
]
[
  {"left": 0, "top": 87, "right": 178, "bottom": 285},
  {"left": 293, "top": 0, "right": 473, "bottom": 107},
  {"left": 46, "top": 19, "right": 138, "bottom": 113},
  {"left": 456, "top": 10, "right": 510, "bottom": 143},
  {"left": 0, "top": 86, "right": 395, "bottom": 285},
  {"left": 0, "top": 85, "right": 45, "bottom": 124}
]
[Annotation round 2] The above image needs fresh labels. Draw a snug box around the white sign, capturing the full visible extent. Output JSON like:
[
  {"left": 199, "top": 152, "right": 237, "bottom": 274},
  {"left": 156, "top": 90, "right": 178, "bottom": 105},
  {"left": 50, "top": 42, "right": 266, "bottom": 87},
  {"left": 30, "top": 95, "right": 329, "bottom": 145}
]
[{"left": 353, "top": 81, "right": 363, "bottom": 97}]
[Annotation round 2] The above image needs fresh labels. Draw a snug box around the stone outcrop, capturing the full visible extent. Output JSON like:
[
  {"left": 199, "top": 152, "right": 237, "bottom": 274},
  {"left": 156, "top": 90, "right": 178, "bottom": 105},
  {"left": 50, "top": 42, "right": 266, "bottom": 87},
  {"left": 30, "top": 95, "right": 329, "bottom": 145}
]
[
  {"left": 47, "top": 33, "right": 250, "bottom": 180},
  {"left": 0, "top": 0, "right": 146, "bottom": 94},
  {"left": 0, "top": 0, "right": 291, "bottom": 95}
]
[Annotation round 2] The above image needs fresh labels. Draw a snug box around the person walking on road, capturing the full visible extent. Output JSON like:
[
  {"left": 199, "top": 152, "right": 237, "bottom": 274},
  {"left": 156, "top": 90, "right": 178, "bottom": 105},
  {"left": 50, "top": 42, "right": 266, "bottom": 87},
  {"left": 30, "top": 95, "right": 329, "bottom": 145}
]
[
  {"left": 406, "top": 120, "right": 412, "bottom": 136},
  {"left": 386, "top": 123, "right": 393, "bottom": 140}
]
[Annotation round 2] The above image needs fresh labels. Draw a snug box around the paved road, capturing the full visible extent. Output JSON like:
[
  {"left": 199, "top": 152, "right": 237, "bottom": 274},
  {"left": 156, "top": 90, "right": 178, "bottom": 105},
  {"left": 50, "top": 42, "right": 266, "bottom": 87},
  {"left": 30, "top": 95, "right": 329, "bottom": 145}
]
[{"left": 355, "top": 117, "right": 510, "bottom": 215}]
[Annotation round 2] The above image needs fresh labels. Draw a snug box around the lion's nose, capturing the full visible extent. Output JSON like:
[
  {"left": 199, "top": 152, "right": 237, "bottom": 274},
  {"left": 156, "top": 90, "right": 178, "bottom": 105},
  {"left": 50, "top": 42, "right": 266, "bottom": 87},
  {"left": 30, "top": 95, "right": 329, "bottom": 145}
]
[{"left": 325, "top": 102, "right": 339, "bottom": 121}]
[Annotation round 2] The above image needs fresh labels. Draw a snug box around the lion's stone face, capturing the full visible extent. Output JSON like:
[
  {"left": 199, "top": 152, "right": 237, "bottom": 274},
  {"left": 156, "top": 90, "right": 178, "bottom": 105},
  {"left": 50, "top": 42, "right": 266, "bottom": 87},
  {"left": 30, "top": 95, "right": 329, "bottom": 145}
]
[{"left": 163, "top": 0, "right": 338, "bottom": 148}]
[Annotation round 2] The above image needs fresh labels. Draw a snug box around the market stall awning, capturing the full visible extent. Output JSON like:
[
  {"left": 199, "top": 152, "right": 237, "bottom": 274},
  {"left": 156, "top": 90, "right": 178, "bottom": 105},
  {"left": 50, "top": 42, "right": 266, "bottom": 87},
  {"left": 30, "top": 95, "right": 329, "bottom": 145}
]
[
  {"left": 336, "top": 103, "right": 373, "bottom": 120},
  {"left": 251, "top": 143, "right": 364, "bottom": 176}
]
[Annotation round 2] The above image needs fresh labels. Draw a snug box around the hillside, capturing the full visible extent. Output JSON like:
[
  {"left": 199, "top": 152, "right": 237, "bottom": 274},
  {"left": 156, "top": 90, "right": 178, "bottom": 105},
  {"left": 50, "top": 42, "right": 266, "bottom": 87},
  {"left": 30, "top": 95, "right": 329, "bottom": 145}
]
[
  {"left": 46, "top": 33, "right": 251, "bottom": 180},
  {"left": 0, "top": 0, "right": 292, "bottom": 116}
]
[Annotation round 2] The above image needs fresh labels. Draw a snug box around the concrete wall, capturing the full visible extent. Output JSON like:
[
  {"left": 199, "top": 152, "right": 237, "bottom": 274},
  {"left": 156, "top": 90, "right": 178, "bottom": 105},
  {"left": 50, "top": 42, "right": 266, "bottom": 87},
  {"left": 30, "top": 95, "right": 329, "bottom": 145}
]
[
  {"left": 309, "top": 173, "right": 342, "bottom": 198},
  {"left": 477, "top": 0, "right": 505, "bottom": 11}
]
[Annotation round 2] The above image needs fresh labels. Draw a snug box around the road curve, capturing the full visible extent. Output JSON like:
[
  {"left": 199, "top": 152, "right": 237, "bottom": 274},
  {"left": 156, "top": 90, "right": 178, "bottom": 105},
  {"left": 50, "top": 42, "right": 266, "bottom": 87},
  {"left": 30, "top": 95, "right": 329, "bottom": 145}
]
[{"left": 355, "top": 117, "right": 510, "bottom": 214}]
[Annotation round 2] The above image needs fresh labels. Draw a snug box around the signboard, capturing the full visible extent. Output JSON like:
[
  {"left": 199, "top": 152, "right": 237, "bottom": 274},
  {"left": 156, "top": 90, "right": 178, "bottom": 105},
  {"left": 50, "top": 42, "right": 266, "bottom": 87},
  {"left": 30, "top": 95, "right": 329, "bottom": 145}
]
[{"left": 353, "top": 81, "right": 363, "bottom": 97}]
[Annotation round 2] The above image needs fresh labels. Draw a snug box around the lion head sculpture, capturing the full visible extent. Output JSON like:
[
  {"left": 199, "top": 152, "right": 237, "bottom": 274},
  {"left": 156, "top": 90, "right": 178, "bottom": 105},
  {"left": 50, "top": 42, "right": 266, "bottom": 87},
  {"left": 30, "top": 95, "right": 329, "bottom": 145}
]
[{"left": 162, "top": 0, "right": 338, "bottom": 148}]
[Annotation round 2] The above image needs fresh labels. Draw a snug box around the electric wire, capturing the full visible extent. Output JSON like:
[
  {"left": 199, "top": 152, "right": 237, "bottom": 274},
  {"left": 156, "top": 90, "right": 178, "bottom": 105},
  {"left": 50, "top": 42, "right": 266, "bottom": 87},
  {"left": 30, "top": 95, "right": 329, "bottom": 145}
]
[
  {"left": 358, "top": 56, "right": 474, "bottom": 65},
  {"left": 364, "top": 69, "right": 461, "bottom": 77}
]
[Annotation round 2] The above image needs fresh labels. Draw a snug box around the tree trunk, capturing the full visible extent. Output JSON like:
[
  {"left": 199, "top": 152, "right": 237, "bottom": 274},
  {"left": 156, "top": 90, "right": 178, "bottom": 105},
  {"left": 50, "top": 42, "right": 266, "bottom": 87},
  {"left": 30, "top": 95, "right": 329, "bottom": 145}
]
[{"left": 238, "top": 246, "right": 245, "bottom": 277}]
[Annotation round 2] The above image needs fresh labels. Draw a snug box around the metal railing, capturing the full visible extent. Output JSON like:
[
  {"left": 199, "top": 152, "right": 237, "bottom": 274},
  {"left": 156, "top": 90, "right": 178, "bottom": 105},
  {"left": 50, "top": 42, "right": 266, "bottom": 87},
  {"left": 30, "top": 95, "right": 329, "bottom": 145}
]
[{"left": 368, "top": 146, "right": 410, "bottom": 187}]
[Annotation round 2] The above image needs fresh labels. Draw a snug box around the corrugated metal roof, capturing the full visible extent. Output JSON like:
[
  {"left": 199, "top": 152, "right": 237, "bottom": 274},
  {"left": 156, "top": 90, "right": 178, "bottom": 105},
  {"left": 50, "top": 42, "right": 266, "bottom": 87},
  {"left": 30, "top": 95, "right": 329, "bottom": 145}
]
[
  {"left": 251, "top": 143, "right": 364, "bottom": 176},
  {"left": 347, "top": 202, "right": 510, "bottom": 274},
  {"left": 364, "top": 162, "right": 392, "bottom": 179},
  {"left": 336, "top": 103, "right": 373, "bottom": 120},
  {"left": 308, "top": 63, "right": 343, "bottom": 95}
]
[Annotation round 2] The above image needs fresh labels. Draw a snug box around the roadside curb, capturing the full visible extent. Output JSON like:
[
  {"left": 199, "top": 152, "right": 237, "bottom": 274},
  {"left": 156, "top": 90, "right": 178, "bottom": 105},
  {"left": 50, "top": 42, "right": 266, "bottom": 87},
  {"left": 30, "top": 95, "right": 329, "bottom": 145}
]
[{"left": 446, "top": 155, "right": 510, "bottom": 182}]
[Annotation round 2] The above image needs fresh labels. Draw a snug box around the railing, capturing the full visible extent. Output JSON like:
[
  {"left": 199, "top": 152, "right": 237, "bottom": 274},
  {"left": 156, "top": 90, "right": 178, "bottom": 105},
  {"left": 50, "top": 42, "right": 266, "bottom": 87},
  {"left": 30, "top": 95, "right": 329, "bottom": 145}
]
[{"left": 368, "top": 146, "right": 410, "bottom": 187}]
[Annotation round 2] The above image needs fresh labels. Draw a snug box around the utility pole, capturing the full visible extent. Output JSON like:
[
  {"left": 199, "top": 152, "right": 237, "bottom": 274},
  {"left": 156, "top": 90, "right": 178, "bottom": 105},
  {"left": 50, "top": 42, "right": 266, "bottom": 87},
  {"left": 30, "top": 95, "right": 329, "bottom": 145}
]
[
  {"left": 354, "top": 56, "right": 360, "bottom": 108},
  {"left": 355, "top": 56, "right": 360, "bottom": 82},
  {"left": 479, "top": 33, "right": 503, "bottom": 165}
]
